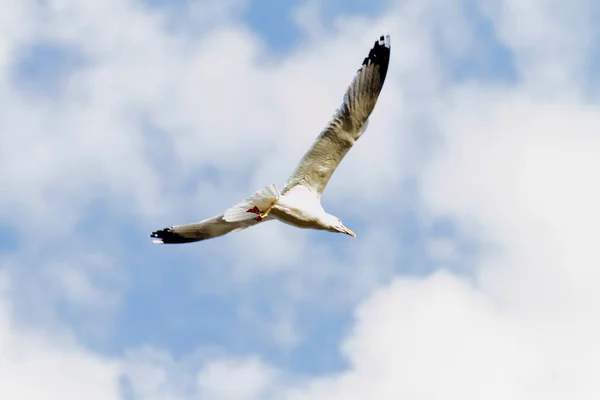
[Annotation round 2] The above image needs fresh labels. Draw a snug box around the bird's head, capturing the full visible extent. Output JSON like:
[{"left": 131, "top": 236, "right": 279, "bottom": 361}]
[{"left": 323, "top": 214, "right": 356, "bottom": 237}]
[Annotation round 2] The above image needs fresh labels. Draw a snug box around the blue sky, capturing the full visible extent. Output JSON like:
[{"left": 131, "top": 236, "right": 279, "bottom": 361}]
[{"left": 2, "top": 0, "right": 599, "bottom": 399}]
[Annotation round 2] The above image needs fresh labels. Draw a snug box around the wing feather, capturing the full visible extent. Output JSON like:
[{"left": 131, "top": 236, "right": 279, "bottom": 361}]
[
  {"left": 282, "top": 34, "right": 391, "bottom": 196},
  {"left": 150, "top": 214, "right": 266, "bottom": 244}
]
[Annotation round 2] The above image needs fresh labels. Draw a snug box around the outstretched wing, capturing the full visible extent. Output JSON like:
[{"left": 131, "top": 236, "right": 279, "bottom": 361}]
[
  {"left": 282, "top": 34, "right": 391, "bottom": 196},
  {"left": 150, "top": 214, "right": 267, "bottom": 244}
]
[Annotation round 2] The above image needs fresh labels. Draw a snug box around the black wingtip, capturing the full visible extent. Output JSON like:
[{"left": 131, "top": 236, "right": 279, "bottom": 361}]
[
  {"left": 362, "top": 34, "right": 391, "bottom": 81},
  {"left": 150, "top": 227, "right": 197, "bottom": 244}
]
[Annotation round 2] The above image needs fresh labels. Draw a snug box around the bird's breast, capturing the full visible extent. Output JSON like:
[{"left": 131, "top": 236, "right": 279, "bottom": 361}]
[{"left": 270, "top": 197, "right": 325, "bottom": 230}]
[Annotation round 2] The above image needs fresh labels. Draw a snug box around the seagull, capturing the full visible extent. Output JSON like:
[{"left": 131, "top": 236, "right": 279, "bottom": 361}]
[{"left": 151, "top": 34, "right": 391, "bottom": 244}]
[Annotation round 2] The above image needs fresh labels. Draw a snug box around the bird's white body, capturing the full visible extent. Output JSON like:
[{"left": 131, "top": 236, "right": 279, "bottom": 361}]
[
  {"left": 223, "top": 183, "right": 335, "bottom": 231},
  {"left": 269, "top": 186, "right": 330, "bottom": 230},
  {"left": 150, "top": 34, "right": 391, "bottom": 244}
]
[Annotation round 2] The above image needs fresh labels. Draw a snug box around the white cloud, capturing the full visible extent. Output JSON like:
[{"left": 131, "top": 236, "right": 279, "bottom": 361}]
[
  {"left": 0, "top": 271, "right": 121, "bottom": 399},
  {"left": 422, "top": 89, "right": 600, "bottom": 314},
  {"left": 481, "top": 0, "right": 596, "bottom": 91},
  {"left": 197, "top": 356, "right": 280, "bottom": 400},
  {"left": 118, "top": 346, "right": 287, "bottom": 400},
  {"left": 281, "top": 271, "right": 599, "bottom": 400},
  {"left": 1, "top": 276, "right": 281, "bottom": 400}
]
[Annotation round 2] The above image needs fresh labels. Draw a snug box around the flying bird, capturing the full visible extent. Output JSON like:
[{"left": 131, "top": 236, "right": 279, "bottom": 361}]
[{"left": 151, "top": 34, "right": 391, "bottom": 244}]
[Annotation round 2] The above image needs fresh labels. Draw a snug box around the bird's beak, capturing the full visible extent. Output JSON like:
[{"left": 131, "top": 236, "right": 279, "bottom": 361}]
[{"left": 341, "top": 225, "right": 356, "bottom": 237}]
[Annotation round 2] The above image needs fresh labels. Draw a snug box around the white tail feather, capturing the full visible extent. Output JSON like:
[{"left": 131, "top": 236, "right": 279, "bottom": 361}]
[{"left": 223, "top": 184, "right": 281, "bottom": 223}]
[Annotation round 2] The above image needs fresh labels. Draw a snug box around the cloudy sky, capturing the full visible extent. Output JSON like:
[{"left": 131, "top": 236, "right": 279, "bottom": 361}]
[{"left": 1, "top": 0, "right": 599, "bottom": 399}]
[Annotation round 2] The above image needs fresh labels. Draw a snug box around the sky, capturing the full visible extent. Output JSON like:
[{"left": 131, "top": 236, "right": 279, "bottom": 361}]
[{"left": 0, "top": 0, "right": 599, "bottom": 399}]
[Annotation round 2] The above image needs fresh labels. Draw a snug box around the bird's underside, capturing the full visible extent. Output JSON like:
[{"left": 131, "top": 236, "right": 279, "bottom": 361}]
[{"left": 151, "top": 34, "right": 391, "bottom": 244}]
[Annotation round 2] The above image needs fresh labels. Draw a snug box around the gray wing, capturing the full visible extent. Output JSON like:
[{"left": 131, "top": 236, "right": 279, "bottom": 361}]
[
  {"left": 282, "top": 34, "right": 391, "bottom": 196},
  {"left": 150, "top": 214, "right": 268, "bottom": 244}
]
